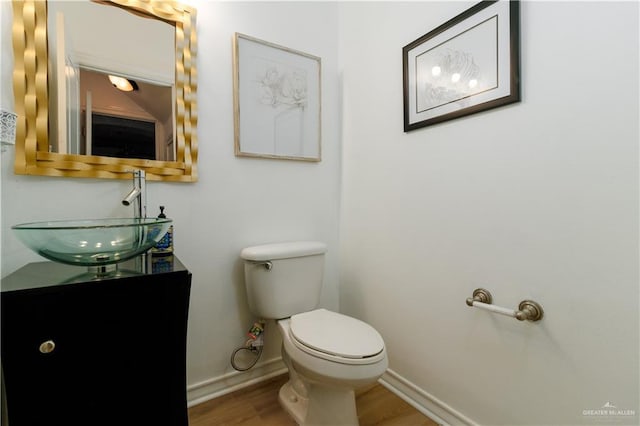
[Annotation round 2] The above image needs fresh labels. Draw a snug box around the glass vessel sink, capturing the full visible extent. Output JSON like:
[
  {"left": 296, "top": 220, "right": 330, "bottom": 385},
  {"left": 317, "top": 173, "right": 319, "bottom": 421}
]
[{"left": 12, "top": 218, "right": 172, "bottom": 267}]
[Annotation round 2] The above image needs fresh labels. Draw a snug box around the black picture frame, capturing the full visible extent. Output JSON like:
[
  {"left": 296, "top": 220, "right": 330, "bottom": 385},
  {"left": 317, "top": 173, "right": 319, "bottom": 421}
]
[{"left": 403, "top": 0, "right": 520, "bottom": 131}]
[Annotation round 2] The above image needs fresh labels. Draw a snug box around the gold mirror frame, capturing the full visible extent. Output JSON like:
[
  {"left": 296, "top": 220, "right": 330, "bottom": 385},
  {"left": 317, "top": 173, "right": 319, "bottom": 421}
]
[{"left": 12, "top": 0, "right": 198, "bottom": 181}]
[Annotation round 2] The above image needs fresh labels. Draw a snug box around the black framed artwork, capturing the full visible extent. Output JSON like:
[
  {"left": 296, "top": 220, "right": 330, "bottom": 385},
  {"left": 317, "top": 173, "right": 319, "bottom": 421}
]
[{"left": 403, "top": 0, "right": 520, "bottom": 131}]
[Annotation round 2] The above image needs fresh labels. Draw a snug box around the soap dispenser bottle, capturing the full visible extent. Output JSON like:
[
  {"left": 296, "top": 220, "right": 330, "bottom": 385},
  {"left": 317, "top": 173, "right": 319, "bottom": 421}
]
[{"left": 152, "top": 206, "right": 173, "bottom": 256}]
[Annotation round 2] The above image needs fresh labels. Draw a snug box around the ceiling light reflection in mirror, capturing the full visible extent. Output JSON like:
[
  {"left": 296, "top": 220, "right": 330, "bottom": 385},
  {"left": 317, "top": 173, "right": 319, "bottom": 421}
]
[{"left": 79, "top": 68, "right": 174, "bottom": 161}]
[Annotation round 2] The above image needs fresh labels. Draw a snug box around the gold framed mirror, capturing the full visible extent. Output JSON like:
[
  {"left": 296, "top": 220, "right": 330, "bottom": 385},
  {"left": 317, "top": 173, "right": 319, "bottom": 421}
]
[{"left": 12, "top": 0, "right": 198, "bottom": 181}]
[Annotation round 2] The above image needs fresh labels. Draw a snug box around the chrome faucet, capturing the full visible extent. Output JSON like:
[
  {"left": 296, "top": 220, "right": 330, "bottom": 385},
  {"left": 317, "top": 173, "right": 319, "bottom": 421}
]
[{"left": 122, "top": 170, "right": 147, "bottom": 219}]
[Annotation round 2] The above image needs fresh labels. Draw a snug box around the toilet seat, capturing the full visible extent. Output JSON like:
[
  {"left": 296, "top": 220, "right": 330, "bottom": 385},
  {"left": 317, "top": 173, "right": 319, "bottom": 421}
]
[{"left": 288, "top": 309, "right": 385, "bottom": 365}]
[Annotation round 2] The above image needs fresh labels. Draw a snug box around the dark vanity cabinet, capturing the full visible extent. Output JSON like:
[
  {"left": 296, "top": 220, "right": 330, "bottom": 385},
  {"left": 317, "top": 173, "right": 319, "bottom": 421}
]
[{"left": 1, "top": 256, "right": 191, "bottom": 426}]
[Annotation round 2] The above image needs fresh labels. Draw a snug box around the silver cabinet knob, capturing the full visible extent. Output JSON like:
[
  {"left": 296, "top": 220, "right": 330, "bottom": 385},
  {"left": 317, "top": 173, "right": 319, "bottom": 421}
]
[{"left": 39, "top": 340, "right": 56, "bottom": 354}]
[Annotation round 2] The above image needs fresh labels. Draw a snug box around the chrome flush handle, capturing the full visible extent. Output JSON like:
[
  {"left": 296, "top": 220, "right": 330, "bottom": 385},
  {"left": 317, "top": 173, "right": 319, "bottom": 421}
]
[{"left": 251, "top": 261, "right": 273, "bottom": 271}]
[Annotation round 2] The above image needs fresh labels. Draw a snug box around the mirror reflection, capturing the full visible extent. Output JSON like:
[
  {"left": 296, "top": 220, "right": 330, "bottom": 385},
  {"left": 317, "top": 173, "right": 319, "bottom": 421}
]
[
  {"left": 77, "top": 68, "right": 174, "bottom": 161},
  {"left": 47, "top": 1, "right": 175, "bottom": 160}
]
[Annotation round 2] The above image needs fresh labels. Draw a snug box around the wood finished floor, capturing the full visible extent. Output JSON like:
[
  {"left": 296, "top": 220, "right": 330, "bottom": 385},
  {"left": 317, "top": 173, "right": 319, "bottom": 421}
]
[{"left": 188, "top": 374, "right": 439, "bottom": 426}]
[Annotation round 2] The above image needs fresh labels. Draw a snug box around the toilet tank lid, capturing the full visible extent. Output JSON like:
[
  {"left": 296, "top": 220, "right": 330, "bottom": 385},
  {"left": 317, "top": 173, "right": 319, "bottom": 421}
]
[{"left": 241, "top": 241, "right": 327, "bottom": 261}]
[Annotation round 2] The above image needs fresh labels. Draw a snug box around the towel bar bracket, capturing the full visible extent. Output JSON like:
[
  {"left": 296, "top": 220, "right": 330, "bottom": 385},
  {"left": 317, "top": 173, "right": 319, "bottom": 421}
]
[
  {"left": 466, "top": 288, "right": 493, "bottom": 306},
  {"left": 516, "top": 300, "right": 544, "bottom": 322}
]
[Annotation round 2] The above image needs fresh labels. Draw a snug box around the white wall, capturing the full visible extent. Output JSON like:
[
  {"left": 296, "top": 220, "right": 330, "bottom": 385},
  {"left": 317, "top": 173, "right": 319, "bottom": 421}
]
[
  {"left": 0, "top": 0, "right": 14, "bottom": 280},
  {"left": 0, "top": 2, "right": 12, "bottom": 112},
  {"left": 0, "top": 0, "right": 342, "bottom": 403},
  {"left": 339, "top": 1, "right": 639, "bottom": 425}
]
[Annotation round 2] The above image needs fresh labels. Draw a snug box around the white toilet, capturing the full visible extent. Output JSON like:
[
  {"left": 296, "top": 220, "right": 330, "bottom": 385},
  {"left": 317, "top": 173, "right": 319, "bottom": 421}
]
[{"left": 240, "top": 241, "right": 388, "bottom": 426}]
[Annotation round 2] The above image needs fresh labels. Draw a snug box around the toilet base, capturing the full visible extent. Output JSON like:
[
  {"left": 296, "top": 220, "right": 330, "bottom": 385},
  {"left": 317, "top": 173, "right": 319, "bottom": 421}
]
[
  {"left": 279, "top": 380, "right": 308, "bottom": 424},
  {"left": 279, "top": 378, "right": 358, "bottom": 426}
]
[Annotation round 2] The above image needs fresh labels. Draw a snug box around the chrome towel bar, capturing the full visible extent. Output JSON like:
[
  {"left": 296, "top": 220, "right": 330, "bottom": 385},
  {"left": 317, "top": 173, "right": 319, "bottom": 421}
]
[{"left": 466, "top": 288, "right": 544, "bottom": 322}]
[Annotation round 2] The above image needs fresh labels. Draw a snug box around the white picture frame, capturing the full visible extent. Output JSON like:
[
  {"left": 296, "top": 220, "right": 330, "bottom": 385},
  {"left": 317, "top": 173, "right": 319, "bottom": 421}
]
[{"left": 233, "top": 33, "right": 322, "bottom": 161}]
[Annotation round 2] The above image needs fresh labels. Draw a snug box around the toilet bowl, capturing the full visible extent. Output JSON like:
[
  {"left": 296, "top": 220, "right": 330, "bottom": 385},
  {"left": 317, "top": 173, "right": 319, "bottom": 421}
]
[
  {"left": 240, "top": 241, "right": 388, "bottom": 425},
  {"left": 277, "top": 310, "right": 388, "bottom": 425}
]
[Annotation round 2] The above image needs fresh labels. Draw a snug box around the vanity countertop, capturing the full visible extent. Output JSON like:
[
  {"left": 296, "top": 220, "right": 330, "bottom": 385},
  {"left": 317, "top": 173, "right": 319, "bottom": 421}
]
[{"left": 1, "top": 254, "right": 189, "bottom": 293}]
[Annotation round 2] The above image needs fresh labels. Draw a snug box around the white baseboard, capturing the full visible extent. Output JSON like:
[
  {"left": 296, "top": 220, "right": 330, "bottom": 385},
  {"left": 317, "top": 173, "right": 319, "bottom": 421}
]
[
  {"left": 379, "top": 369, "right": 477, "bottom": 426},
  {"left": 187, "top": 356, "right": 287, "bottom": 407}
]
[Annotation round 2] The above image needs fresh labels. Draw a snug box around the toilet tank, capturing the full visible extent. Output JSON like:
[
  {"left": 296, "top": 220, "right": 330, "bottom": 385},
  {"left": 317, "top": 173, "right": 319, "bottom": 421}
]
[{"left": 240, "top": 241, "right": 327, "bottom": 319}]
